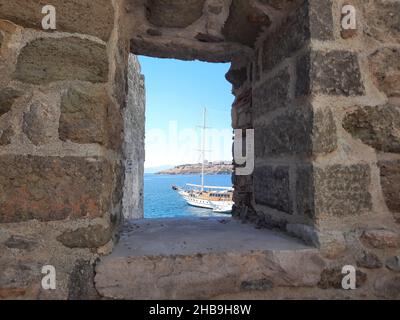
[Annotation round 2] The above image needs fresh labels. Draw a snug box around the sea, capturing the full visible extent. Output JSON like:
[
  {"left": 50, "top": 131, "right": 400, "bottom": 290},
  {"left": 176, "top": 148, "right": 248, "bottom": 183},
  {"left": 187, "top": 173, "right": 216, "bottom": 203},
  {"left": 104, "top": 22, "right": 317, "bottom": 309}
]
[{"left": 144, "top": 173, "right": 233, "bottom": 218}]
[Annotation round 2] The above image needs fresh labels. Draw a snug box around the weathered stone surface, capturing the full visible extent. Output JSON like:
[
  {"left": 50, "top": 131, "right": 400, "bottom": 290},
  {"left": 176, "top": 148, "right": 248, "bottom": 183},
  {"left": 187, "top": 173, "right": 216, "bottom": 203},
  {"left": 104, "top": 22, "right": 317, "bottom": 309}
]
[
  {"left": 254, "top": 165, "right": 292, "bottom": 214},
  {"left": 258, "top": 0, "right": 297, "bottom": 10},
  {"left": 241, "top": 278, "right": 273, "bottom": 291},
  {"left": 0, "top": 155, "right": 113, "bottom": 223},
  {"left": 222, "top": 0, "right": 271, "bottom": 48},
  {"left": 315, "top": 164, "right": 372, "bottom": 216},
  {"left": 386, "top": 256, "right": 400, "bottom": 272},
  {"left": 0, "top": 88, "right": 22, "bottom": 117},
  {"left": 361, "top": 229, "right": 399, "bottom": 249},
  {"left": 255, "top": 106, "right": 336, "bottom": 157},
  {"left": 57, "top": 225, "right": 112, "bottom": 249},
  {"left": 146, "top": 0, "right": 205, "bottom": 28},
  {"left": 365, "top": 0, "right": 400, "bottom": 44},
  {"left": 318, "top": 267, "right": 367, "bottom": 289},
  {"left": 262, "top": 0, "right": 333, "bottom": 71},
  {"left": 14, "top": 37, "right": 108, "bottom": 84},
  {"left": 59, "top": 86, "right": 122, "bottom": 148},
  {"left": 296, "top": 50, "right": 365, "bottom": 96},
  {"left": 356, "top": 251, "right": 383, "bottom": 269},
  {"left": 0, "top": 126, "right": 14, "bottom": 146},
  {"left": 374, "top": 276, "right": 400, "bottom": 299},
  {"left": 96, "top": 218, "right": 324, "bottom": 299},
  {"left": 225, "top": 66, "right": 247, "bottom": 90},
  {"left": 378, "top": 160, "right": 400, "bottom": 213},
  {"left": 68, "top": 260, "right": 100, "bottom": 300},
  {"left": 0, "top": 0, "right": 114, "bottom": 41},
  {"left": 343, "top": 105, "right": 400, "bottom": 153},
  {"left": 4, "top": 235, "right": 37, "bottom": 251},
  {"left": 23, "top": 102, "right": 54, "bottom": 145},
  {"left": 368, "top": 48, "right": 400, "bottom": 98},
  {"left": 298, "top": 164, "right": 372, "bottom": 217},
  {"left": 253, "top": 67, "right": 290, "bottom": 115}
]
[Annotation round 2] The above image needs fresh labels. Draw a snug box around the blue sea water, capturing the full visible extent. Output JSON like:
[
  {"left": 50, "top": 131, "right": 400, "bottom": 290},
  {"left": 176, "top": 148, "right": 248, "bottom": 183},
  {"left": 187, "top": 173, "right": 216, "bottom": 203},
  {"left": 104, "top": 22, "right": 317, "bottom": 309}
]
[{"left": 144, "top": 173, "right": 233, "bottom": 218}]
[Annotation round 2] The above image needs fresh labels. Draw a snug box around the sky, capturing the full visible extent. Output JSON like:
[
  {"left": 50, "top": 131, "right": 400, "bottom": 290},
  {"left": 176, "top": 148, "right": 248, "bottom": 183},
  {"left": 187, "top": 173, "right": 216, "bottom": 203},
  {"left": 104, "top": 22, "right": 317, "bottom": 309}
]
[{"left": 138, "top": 56, "right": 234, "bottom": 169}]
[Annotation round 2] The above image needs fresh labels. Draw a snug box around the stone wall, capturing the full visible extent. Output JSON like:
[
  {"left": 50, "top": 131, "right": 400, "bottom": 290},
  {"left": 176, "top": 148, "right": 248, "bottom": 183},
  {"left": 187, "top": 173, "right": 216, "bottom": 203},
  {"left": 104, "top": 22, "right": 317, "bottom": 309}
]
[
  {"left": 231, "top": 0, "right": 400, "bottom": 298},
  {"left": 0, "top": 0, "right": 144, "bottom": 299}
]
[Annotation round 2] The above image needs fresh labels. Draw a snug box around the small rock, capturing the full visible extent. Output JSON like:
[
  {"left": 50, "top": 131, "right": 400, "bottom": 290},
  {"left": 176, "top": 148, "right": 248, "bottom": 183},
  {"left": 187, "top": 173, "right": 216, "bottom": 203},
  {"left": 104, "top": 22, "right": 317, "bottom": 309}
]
[
  {"left": 57, "top": 225, "right": 112, "bottom": 249},
  {"left": 318, "top": 267, "right": 367, "bottom": 289},
  {"left": 4, "top": 235, "right": 37, "bottom": 251},
  {"left": 386, "top": 256, "right": 400, "bottom": 272},
  {"left": 241, "top": 278, "right": 273, "bottom": 291},
  {"left": 360, "top": 229, "right": 399, "bottom": 249},
  {"left": 356, "top": 251, "right": 382, "bottom": 269}
]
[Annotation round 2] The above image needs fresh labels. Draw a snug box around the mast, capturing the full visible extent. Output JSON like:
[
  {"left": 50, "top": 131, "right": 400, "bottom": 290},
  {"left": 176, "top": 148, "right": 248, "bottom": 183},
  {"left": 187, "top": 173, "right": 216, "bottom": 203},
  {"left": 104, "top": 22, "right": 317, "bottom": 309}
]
[{"left": 201, "top": 107, "right": 206, "bottom": 191}]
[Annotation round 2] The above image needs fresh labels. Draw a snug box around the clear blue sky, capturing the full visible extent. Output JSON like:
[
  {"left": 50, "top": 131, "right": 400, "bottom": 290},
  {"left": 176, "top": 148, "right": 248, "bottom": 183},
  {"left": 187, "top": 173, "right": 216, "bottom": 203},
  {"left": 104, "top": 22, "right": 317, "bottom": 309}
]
[{"left": 139, "top": 56, "right": 234, "bottom": 168}]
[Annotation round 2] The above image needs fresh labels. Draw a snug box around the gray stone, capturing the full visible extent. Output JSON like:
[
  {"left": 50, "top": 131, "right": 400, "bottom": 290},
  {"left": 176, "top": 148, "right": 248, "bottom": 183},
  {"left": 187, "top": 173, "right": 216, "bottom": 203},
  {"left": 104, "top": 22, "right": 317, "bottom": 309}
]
[
  {"left": 314, "top": 164, "right": 372, "bottom": 217},
  {"left": 146, "top": 0, "right": 206, "bottom": 28},
  {"left": 68, "top": 260, "right": 100, "bottom": 300},
  {"left": 378, "top": 161, "right": 400, "bottom": 213},
  {"left": 254, "top": 165, "right": 292, "bottom": 214},
  {"left": 14, "top": 37, "right": 108, "bottom": 84},
  {"left": 0, "top": 0, "right": 114, "bottom": 41},
  {"left": 343, "top": 105, "right": 400, "bottom": 153},
  {"left": 374, "top": 276, "right": 400, "bottom": 299},
  {"left": 0, "top": 126, "right": 14, "bottom": 146},
  {"left": 298, "top": 164, "right": 372, "bottom": 218},
  {"left": 368, "top": 48, "right": 400, "bottom": 98},
  {"left": 365, "top": 0, "right": 400, "bottom": 44},
  {"left": 296, "top": 50, "right": 365, "bottom": 97},
  {"left": 241, "top": 278, "right": 273, "bottom": 291},
  {"left": 253, "top": 67, "right": 290, "bottom": 116},
  {"left": 356, "top": 251, "right": 383, "bottom": 269},
  {"left": 57, "top": 225, "right": 112, "bottom": 249},
  {"left": 225, "top": 66, "right": 247, "bottom": 89},
  {"left": 222, "top": 0, "right": 271, "bottom": 48},
  {"left": 255, "top": 105, "right": 336, "bottom": 158},
  {"left": 386, "top": 256, "right": 400, "bottom": 272},
  {"left": 262, "top": 0, "right": 333, "bottom": 72},
  {"left": 0, "top": 88, "right": 22, "bottom": 117},
  {"left": 4, "top": 235, "right": 37, "bottom": 251},
  {"left": 23, "top": 102, "right": 53, "bottom": 146}
]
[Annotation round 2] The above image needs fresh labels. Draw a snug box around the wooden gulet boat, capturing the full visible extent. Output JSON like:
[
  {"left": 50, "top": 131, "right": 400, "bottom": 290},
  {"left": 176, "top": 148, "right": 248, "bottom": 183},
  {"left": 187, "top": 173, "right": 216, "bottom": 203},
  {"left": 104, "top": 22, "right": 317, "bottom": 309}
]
[{"left": 172, "top": 108, "right": 234, "bottom": 214}]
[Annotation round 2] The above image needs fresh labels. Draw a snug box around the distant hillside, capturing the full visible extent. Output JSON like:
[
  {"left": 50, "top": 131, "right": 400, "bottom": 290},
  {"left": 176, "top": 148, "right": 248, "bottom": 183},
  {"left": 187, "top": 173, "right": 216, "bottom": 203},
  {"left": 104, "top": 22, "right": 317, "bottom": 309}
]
[
  {"left": 145, "top": 165, "right": 174, "bottom": 174},
  {"left": 157, "top": 162, "right": 233, "bottom": 175}
]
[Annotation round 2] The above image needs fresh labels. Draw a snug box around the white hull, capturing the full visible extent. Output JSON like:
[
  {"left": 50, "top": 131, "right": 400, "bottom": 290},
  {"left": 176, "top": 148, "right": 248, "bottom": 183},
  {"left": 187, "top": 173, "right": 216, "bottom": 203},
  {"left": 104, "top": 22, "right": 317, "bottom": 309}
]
[{"left": 178, "top": 190, "right": 233, "bottom": 213}]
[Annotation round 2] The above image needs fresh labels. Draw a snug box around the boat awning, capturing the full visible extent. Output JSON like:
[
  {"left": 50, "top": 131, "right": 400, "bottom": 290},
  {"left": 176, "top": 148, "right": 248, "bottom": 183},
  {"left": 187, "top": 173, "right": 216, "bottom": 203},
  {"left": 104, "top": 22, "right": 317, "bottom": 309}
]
[{"left": 186, "top": 184, "right": 233, "bottom": 191}]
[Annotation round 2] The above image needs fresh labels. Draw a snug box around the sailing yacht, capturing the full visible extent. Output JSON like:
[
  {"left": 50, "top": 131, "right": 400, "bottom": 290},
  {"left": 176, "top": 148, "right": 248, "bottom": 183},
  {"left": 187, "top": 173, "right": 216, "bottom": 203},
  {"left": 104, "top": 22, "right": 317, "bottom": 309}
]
[{"left": 172, "top": 108, "right": 234, "bottom": 214}]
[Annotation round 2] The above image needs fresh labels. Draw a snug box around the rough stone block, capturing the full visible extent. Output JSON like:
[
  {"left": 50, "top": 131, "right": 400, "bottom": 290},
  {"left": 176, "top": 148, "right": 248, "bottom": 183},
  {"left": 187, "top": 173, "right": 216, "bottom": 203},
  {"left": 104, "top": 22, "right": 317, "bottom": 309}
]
[
  {"left": 356, "top": 251, "right": 383, "bottom": 269},
  {"left": 0, "top": 0, "right": 114, "bottom": 41},
  {"left": 343, "top": 105, "right": 400, "bottom": 153},
  {"left": 59, "top": 86, "right": 122, "bottom": 149},
  {"left": 360, "top": 229, "right": 399, "bottom": 249},
  {"left": 253, "top": 67, "right": 290, "bottom": 116},
  {"left": 0, "top": 126, "right": 14, "bottom": 146},
  {"left": 378, "top": 160, "right": 400, "bottom": 213},
  {"left": 262, "top": 0, "right": 333, "bottom": 71},
  {"left": 368, "top": 47, "right": 400, "bottom": 98},
  {"left": 223, "top": 0, "right": 271, "bottom": 48},
  {"left": 254, "top": 165, "right": 292, "bottom": 214},
  {"left": 374, "top": 276, "right": 400, "bottom": 299},
  {"left": 365, "top": 0, "right": 400, "bottom": 44},
  {"left": 318, "top": 267, "right": 367, "bottom": 289},
  {"left": 297, "top": 164, "right": 372, "bottom": 217},
  {"left": 255, "top": 106, "right": 337, "bottom": 158},
  {"left": 146, "top": 0, "right": 205, "bottom": 28},
  {"left": 14, "top": 37, "right": 108, "bottom": 84},
  {"left": 0, "top": 155, "right": 114, "bottom": 223},
  {"left": 0, "top": 88, "right": 22, "bottom": 117},
  {"left": 57, "top": 225, "right": 112, "bottom": 249},
  {"left": 296, "top": 50, "right": 365, "bottom": 96},
  {"left": 23, "top": 101, "right": 55, "bottom": 146}
]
